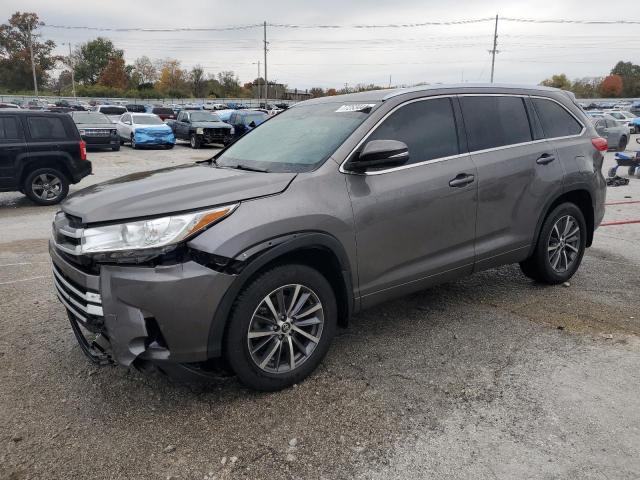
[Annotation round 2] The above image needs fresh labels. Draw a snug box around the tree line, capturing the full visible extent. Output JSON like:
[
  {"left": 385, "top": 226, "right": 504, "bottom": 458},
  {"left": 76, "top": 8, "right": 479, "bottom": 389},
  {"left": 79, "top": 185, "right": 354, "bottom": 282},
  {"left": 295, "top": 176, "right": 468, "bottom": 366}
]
[{"left": 540, "top": 61, "right": 640, "bottom": 98}]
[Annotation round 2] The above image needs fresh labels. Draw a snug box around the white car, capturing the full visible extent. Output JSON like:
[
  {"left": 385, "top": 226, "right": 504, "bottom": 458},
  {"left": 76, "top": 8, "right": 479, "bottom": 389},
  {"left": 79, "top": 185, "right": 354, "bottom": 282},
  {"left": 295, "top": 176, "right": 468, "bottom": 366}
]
[
  {"left": 607, "top": 110, "right": 638, "bottom": 134},
  {"left": 116, "top": 113, "right": 176, "bottom": 149}
]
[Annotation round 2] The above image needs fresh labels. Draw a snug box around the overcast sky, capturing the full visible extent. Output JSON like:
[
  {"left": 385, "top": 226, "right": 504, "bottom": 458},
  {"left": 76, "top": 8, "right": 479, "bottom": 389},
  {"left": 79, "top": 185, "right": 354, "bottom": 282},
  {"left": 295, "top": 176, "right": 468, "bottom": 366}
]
[{"left": 3, "top": 0, "right": 639, "bottom": 90}]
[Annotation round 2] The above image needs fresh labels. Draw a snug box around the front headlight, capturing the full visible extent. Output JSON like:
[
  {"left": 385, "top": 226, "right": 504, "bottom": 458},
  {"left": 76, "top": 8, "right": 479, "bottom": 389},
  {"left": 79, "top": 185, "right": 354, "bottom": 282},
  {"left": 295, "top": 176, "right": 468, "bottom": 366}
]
[
  {"left": 80, "top": 204, "right": 237, "bottom": 254},
  {"left": 196, "top": 127, "right": 204, "bottom": 134},
  {"left": 79, "top": 129, "right": 86, "bottom": 135}
]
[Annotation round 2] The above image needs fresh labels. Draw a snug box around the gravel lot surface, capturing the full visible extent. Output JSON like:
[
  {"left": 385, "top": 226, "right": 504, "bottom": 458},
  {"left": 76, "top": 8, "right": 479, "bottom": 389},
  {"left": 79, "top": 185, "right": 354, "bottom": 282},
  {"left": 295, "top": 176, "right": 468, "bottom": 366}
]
[{"left": 1, "top": 138, "right": 639, "bottom": 480}]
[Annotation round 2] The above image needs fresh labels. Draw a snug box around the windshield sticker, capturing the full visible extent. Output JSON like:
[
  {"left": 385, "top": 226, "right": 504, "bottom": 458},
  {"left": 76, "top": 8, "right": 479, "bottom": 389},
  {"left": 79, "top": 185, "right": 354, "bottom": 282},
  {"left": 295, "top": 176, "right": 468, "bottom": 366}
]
[{"left": 335, "top": 104, "right": 376, "bottom": 113}]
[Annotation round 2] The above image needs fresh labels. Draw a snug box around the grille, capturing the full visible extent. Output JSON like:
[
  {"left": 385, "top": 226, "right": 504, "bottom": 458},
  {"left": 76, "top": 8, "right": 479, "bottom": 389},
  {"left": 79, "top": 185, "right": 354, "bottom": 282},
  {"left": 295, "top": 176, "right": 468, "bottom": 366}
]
[
  {"left": 52, "top": 262, "right": 103, "bottom": 323},
  {"left": 204, "top": 128, "right": 228, "bottom": 139},
  {"left": 84, "top": 129, "right": 113, "bottom": 136},
  {"left": 52, "top": 212, "right": 83, "bottom": 255}
]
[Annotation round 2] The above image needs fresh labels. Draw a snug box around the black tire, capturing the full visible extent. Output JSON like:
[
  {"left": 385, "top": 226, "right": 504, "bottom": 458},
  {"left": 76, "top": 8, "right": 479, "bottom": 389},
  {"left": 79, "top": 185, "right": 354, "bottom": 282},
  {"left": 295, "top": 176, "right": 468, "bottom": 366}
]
[
  {"left": 190, "top": 133, "right": 202, "bottom": 149},
  {"left": 130, "top": 134, "right": 137, "bottom": 149},
  {"left": 112, "top": 144, "right": 120, "bottom": 152},
  {"left": 119, "top": 137, "right": 125, "bottom": 146},
  {"left": 607, "top": 167, "right": 617, "bottom": 178},
  {"left": 23, "top": 167, "right": 69, "bottom": 205},
  {"left": 519, "top": 202, "right": 587, "bottom": 284},
  {"left": 618, "top": 136, "right": 628, "bottom": 152},
  {"left": 224, "top": 264, "right": 337, "bottom": 391},
  {"left": 165, "top": 144, "right": 174, "bottom": 149},
  {"left": 629, "top": 166, "right": 636, "bottom": 177}
]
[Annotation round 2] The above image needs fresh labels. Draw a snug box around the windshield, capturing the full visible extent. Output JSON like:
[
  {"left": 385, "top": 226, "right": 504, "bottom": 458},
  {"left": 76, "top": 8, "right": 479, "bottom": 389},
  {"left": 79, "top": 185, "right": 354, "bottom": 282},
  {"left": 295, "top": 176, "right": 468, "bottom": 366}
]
[
  {"left": 190, "top": 112, "right": 220, "bottom": 122},
  {"left": 133, "top": 115, "right": 164, "bottom": 125},
  {"left": 100, "top": 106, "right": 127, "bottom": 115},
  {"left": 241, "top": 112, "right": 268, "bottom": 125},
  {"left": 217, "top": 102, "right": 377, "bottom": 173},
  {"left": 73, "top": 112, "right": 111, "bottom": 124},
  {"left": 126, "top": 104, "right": 146, "bottom": 113}
]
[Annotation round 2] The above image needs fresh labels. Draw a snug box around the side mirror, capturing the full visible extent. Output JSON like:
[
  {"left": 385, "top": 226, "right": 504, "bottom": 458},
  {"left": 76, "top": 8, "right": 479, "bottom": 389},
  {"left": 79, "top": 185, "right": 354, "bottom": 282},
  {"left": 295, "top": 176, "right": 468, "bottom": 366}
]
[
  {"left": 345, "top": 139, "right": 409, "bottom": 172},
  {"left": 248, "top": 121, "right": 257, "bottom": 128},
  {"left": 184, "top": 119, "right": 190, "bottom": 123}
]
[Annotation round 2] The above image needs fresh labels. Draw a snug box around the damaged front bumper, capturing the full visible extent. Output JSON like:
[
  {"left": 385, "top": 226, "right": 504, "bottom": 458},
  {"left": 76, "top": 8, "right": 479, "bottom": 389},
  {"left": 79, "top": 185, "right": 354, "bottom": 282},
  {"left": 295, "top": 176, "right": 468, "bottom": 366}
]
[{"left": 49, "top": 242, "right": 234, "bottom": 367}]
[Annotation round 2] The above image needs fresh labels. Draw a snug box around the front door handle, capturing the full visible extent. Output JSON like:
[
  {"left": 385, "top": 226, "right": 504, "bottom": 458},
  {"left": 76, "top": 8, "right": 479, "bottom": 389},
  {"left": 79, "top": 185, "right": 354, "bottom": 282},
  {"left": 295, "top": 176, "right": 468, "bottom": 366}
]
[
  {"left": 536, "top": 153, "right": 556, "bottom": 165},
  {"left": 449, "top": 173, "right": 475, "bottom": 188}
]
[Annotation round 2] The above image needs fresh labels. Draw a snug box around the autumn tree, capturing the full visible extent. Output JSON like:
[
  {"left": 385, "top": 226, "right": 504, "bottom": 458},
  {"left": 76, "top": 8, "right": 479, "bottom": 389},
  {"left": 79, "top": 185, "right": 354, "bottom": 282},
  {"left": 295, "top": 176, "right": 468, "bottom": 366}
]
[
  {"left": 540, "top": 74, "right": 572, "bottom": 90},
  {"left": 599, "top": 74, "right": 623, "bottom": 97},
  {"left": 326, "top": 88, "right": 338, "bottom": 96},
  {"left": 131, "top": 55, "right": 157, "bottom": 87},
  {"left": 74, "top": 37, "right": 123, "bottom": 85},
  {"left": 50, "top": 70, "right": 72, "bottom": 96},
  {"left": 189, "top": 65, "right": 206, "bottom": 97},
  {"left": 309, "top": 87, "right": 325, "bottom": 98},
  {"left": 217, "top": 71, "right": 242, "bottom": 97},
  {"left": 156, "top": 59, "right": 188, "bottom": 96},
  {"left": 98, "top": 56, "right": 128, "bottom": 89},
  {"left": 610, "top": 61, "right": 640, "bottom": 97},
  {"left": 0, "top": 11, "right": 58, "bottom": 91}
]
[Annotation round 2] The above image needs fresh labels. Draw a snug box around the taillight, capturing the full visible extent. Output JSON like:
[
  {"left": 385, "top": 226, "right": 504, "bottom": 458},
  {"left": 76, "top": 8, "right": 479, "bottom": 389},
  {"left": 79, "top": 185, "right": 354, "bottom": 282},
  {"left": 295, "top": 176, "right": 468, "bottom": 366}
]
[
  {"left": 79, "top": 140, "right": 87, "bottom": 160},
  {"left": 591, "top": 137, "right": 608, "bottom": 152}
]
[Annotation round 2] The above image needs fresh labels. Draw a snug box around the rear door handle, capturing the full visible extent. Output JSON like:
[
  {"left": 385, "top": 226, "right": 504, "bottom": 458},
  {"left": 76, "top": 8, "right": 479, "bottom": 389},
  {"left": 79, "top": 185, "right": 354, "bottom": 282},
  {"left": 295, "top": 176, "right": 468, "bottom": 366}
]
[
  {"left": 536, "top": 153, "right": 556, "bottom": 165},
  {"left": 449, "top": 173, "right": 475, "bottom": 188}
]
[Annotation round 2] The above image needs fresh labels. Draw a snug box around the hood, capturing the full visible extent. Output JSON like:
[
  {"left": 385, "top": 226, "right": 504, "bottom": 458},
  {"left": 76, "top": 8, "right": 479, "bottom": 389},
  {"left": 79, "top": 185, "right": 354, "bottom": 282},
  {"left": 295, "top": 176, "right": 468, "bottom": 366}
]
[
  {"left": 192, "top": 121, "right": 231, "bottom": 129},
  {"left": 62, "top": 163, "right": 296, "bottom": 224},
  {"left": 133, "top": 124, "right": 172, "bottom": 132}
]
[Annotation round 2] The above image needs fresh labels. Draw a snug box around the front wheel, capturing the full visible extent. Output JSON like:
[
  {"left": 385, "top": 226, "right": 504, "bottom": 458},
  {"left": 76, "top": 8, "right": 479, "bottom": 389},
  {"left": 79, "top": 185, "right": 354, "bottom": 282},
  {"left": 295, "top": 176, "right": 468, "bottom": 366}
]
[
  {"left": 519, "top": 202, "right": 587, "bottom": 284},
  {"left": 23, "top": 168, "right": 69, "bottom": 205},
  {"left": 190, "top": 133, "right": 202, "bottom": 149},
  {"left": 130, "top": 134, "right": 137, "bottom": 149},
  {"left": 224, "top": 264, "right": 337, "bottom": 391}
]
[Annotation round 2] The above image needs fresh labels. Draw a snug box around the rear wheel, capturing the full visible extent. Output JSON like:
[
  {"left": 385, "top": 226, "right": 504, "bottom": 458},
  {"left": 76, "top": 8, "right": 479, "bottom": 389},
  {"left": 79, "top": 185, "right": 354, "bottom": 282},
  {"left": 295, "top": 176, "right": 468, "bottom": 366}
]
[
  {"left": 130, "top": 134, "right": 137, "bottom": 149},
  {"left": 519, "top": 203, "right": 586, "bottom": 284},
  {"left": 618, "top": 136, "right": 628, "bottom": 152},
  {"left": 112, "top": 144, "right": 120, "bottom": 152},
  {"left": 224, "top": 264, "right": 337, "bottom": 391},
  {"left": 23, "top": 167, "right": 69, "bottom": 205}
]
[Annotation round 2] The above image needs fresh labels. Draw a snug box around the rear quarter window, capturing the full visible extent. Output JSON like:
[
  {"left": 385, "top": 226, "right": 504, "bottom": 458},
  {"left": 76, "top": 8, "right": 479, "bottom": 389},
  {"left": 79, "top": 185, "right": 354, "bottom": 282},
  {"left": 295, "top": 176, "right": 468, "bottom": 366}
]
[
  {"left": 27, "top": 116, "right": 68, "bottom": 140},
  {"left": 0, "top": 116, "right": 22, "bottom": 140},
  {"left": 460, "top": 96, "right": 533, "bottom": 151},
  {"left": 532, "top": 98, "right": 583, "bottom": 138}
]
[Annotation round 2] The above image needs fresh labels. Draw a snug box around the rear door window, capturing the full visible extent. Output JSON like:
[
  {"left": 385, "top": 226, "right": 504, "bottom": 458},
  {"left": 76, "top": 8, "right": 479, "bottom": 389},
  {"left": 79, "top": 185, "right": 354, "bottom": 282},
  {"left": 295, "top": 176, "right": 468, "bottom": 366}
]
[
  {"left": 0, "top": 116, "right": 22, "bottom": 140},
  {"left": 460, "top": 96, "right": 532, "bottom": 151},
  {"left": 366, "top": 97, "right": 460, "bottom": 165},
  {"left": 532, "top": 98, "right": 583, "bottom": 138},
  {"left": 27, "top": 116, "right": 68, "bottom": 140}
]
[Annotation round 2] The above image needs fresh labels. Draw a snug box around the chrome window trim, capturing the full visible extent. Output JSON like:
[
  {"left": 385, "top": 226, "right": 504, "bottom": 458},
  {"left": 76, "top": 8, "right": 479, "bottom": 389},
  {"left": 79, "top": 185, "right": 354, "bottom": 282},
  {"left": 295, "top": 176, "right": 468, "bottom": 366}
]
[{"left": 340, "top": 93, "right": 586, "bottom": 176}]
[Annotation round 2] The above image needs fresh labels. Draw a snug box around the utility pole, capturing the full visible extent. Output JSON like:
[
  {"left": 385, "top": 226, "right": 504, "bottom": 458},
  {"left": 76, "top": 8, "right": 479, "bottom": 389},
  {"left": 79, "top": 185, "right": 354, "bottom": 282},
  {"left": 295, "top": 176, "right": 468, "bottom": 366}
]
[
  {"left": 489, "top": 14, "right": 499, "bottom": 83},
  {"left": 28, "top": 22, "right": 38, "bottom": 97},
  {"left": 263, "top": 21, "right": 268, "bottom": 106},
  {"left": 67, "top": 43, "right": 77, "bottom": 98},
  {"left": 388, "top": 75, "right": 392, "bottom": 88}
]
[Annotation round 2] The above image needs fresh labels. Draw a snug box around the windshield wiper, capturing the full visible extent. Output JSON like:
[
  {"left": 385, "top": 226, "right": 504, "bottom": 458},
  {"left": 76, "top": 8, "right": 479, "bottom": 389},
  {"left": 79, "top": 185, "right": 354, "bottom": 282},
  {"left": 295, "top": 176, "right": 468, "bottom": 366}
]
[{"left": 229, "top": 164, "right": 270, "bottom": 173}]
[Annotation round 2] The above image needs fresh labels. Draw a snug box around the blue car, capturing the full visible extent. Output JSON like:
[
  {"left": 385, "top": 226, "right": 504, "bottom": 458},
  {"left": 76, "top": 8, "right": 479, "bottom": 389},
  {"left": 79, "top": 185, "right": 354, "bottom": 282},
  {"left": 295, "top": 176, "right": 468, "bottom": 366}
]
[
  {"left": 116, "top": 113, "right": 176, "bottom": 149},
  {"left": 226, "top": 110, "right": 269, "bottom": 140}
]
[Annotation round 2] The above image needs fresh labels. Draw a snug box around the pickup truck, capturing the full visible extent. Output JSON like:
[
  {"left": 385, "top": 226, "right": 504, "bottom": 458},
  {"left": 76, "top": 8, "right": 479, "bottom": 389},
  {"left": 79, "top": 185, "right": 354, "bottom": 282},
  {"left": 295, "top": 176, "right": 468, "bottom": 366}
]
[
  {"left": 166, "top": 110, "right": 234, "bottom": 149},
  {"left": 0, "top": 109, "right": 91, "bottom": 205}
]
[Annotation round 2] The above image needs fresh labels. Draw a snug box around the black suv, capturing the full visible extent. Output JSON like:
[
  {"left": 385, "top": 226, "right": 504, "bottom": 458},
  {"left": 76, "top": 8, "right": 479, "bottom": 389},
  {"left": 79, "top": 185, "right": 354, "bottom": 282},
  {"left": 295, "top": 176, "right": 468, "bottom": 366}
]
[{"left": 0, "top": 110, "right": 91, "bottom": 205}]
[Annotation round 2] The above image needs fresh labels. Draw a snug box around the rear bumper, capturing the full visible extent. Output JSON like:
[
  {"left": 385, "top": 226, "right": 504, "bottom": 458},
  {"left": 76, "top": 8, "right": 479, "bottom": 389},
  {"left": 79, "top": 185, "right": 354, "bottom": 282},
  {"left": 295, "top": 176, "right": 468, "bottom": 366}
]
[
  {"left": 49, "top": 242, "right": 235, "bottom": 366},
  {"left": 71, "top": 160, "right": 92, "bottom": 183}
]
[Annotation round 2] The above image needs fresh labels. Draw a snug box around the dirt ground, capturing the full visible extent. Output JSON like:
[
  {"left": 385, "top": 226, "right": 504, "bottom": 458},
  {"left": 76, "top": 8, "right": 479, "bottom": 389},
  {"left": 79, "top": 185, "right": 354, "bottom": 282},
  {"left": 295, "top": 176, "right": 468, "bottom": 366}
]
[{"left": 1, "top": 138, "right": 639, "bottom": 480}]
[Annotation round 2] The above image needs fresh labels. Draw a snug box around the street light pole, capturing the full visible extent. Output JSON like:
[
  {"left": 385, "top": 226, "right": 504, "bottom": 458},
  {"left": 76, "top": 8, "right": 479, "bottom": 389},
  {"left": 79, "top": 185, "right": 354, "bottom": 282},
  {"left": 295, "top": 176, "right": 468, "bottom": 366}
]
[
  {"left": 67, "top": 43, "right": 76, "bottom": 98},
  {"left": 28, "top": 22, "right": 38, "bottom": 97}
]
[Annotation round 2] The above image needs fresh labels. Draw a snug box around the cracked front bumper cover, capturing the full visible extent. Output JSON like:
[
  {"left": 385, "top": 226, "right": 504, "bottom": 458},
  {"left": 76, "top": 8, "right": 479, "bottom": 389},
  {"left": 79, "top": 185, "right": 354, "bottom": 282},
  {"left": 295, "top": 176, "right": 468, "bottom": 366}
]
[{"left": 50, "top": 242, "right": 235, "bottom": 366}]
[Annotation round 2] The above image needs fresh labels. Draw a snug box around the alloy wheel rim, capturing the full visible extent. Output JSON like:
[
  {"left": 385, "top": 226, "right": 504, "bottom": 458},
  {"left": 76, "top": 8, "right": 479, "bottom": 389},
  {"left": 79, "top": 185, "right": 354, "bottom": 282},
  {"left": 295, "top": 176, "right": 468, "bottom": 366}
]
[
  {"left": 31, "top": 173, "right": 62, "bottom": 200},
  {"left": 247, "top": 284, "right": 324, "bottom": 374},
  {"left": 547, "top": 215, "right": 580, "bottom": 273}
]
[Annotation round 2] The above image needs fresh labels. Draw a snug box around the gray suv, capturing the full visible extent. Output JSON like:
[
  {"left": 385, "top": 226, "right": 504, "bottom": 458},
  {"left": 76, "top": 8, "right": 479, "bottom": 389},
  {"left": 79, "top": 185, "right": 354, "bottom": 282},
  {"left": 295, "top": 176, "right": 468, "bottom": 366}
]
[{"left": 49, "top": 84, "right": 607, "bottom": 391}]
